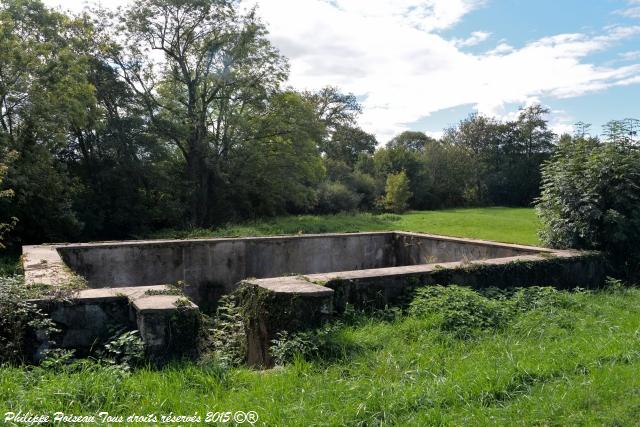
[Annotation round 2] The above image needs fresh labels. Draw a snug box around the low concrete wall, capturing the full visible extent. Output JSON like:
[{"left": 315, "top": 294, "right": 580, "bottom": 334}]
[
  {"left": 240, "top": 250, "right": 605, "bottom": 367},
  {"left": 23, "top": 232, "right": 602, "bottom": 367},
  {"left": 53, "top": 233, "right": 395, "bottom": 309},
  {"left": 393, "top": 232, "right": 545, "bottom": 265},
  {"left": 29, "top": 286, "right": 200, "bottom": 364},
  {"left": 27, "top": 232, "right": 546, "bottom": 311}
]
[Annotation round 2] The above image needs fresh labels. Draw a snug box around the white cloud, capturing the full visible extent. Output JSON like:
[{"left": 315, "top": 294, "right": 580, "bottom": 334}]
[
  {"left": 454, "top": 31, "right": 491, "bottom": 47},
  {"left": 254, "top": 0, "right": 640, "bottom": 140},
  {"left": 620, "top": 50, "right": 640, "bottom": 60},
  {"left": 486, "top": 42, "right": 514, "bottom": 55},
  {"left": 614, "top": 0, "right": 640, "bottom": 18},
  {"left": 43, "top": 0, "right": 640, "bottom": 142}
]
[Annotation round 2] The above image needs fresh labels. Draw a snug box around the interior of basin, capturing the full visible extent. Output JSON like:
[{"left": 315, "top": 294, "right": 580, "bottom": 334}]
[{"left": 55, "top": 232, "right": 544, "bottom": 298}]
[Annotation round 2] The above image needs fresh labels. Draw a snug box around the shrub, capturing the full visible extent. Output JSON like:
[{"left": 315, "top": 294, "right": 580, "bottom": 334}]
[
  {"left": 382, "top": 171, "right": 412, "bottom": 213},
  {"left": 316, "top": 181, "right": 362, "bottom": 213},
  {"left": 536, "top": 139, "right": 640, "bottom": 278},
  {"left": 348, "top": 171, "right": 380, "bottom": 210},
  {"left": 0, "top": 275, "right": 57, "bottom": 363},
  {"left": 202, "top": 295, "right": 246, "bottom": 367},
  {"left": 510, "top": 286, "right": 572, "bottom": 312},
  {"left": 99, "top": 330, "right": 145, "bottom": 369},
  {"left": 408, "top": 285, "right": 509, "bottom": 338},
  {"left": 270, "top": 323, "right": 345, "bottom": 366}
]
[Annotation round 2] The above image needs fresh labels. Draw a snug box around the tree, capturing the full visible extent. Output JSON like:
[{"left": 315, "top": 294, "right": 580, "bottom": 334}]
[
  {"left": 573, "top": 121, "right": 591, "bottom": 139},
  {"left": 383, "top": 171, "right": 412, "bottom": 213},
  {"left": 602, "top": 118, "right": 640, "bottom": 147},
  {"left": 68, "top": 57, "right": 185, "bottom": 238},
  {"left": 0, "top": 0, "right": 92, "bottom": 243},
  {"left": 442, "top": 106, "right": 554, "bottom": 206},
  {"left": 305, "top": 86, "right": 361, "bottom": 137},
  {"left": 387, "top": 131, "right": 436, "bottom": 151},
  {"left": 0, "top": 150, "right": 17, "bottom": 247},
  {"left": 226, "top": 91, "right": 324, "bottom": 217},
  {"left": 536, "top": 137, "right": 640, "bottom": 279},
  {"left": 323, "top": 125, "right": 377, "bottom": 166},
  {"left": 100, "top": 0, "right": 288, "bottom": 226}
]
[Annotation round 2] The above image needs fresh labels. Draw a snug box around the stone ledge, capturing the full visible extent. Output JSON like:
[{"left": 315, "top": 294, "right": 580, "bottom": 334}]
[
  {"left": 29, "top": 284, "right": 200, "bottom": 364},
  {"left": 23, "top": 244, "right": 75, "bottom": 287},
  {"left": 246, "top": 276, "right": 334, "bottom": 296},
  {"left": 133, "top": 294, "right": 197, "bottom": 313}
]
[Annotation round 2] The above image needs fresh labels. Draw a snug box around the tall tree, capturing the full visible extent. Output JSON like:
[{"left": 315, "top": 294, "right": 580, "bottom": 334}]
[
  {"left": 387, "top": 131, "right": 436, "bottom": 151},
  {"left": 0, "top": 0, "right": 93, "bottom": 243},
  {"left": 100, "top": 0, "right": 288, "bottom": 226},
  {"left": 324, "top": 125, "right": 376, "bottom": 166}
]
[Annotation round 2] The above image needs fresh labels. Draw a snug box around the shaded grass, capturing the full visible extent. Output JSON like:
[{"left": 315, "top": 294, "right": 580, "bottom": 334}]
[
  {"left": 2, "top": 287, "right": 640, "bottom": 426},
  {"left": 151, "top": 207, "right": 541, "bottom": 246}
]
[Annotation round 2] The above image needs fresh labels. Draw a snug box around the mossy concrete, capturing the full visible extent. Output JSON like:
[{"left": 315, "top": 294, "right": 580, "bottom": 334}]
[{"left": 23, "top": 232, "right": 603, "bottom": 367}]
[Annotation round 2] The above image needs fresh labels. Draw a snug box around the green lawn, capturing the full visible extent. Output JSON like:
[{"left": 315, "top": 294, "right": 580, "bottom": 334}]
[
  {"left": 152, "top": 207, "right": 541, "bottom": 246},
  {"left": 5, "top": 207, "right": 640, "bottom": 426},
  {"left": 2, "top": 287, "right": 639, "bottom": 426}
]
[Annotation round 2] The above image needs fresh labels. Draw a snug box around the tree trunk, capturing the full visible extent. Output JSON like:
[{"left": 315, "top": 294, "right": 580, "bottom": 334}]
[{"left": 186, "top": 140, "right": 210, "bottom": 227}]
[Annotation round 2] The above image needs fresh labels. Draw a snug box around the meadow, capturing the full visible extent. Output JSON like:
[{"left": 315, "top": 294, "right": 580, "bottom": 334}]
[
  {"left": 152, "top": 207, "right": 541, "bottom": 246},
  {"left": 2, "top": 208, "right": 639, "bottom": 426}
]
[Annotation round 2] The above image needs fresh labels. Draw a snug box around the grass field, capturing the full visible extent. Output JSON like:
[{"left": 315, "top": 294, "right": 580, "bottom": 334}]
[
  {"left": 4, "top": 208, "right": 640, "bottom": 426},
  {"left": 153, "top": 207, "right": 541, "bottom": 246}
]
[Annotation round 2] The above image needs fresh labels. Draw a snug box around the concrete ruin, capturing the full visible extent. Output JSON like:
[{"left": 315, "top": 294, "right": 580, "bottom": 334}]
[{"left": 23, "top": 232, "right": 605, "bottom": 366}]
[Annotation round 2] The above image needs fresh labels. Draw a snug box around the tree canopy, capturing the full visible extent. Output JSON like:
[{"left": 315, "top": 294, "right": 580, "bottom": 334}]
[{"left": 0, "top": 0, "right": 636, "bottom": 247}]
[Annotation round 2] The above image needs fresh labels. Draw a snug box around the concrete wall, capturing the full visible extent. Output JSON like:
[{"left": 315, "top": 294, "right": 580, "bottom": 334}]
[
  {"left": 51, "top": 232, "right": 546, "bottom": 310},
  {"left": 56, "top": 233, "right": 395, "bottom": 307},
  {"left": 393, "top": 232, "right": 545, "bottom": 265},
  {"left": 241, "top": 250, "right": 605, "bottom": 366}
]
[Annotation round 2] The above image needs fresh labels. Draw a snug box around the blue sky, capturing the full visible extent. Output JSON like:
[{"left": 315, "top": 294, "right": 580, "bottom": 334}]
[
  {"left": 422, "top": 0, "right": 640, "bottom": 136},
  {"left": 47, "top": 0, "right": 640, "bottom": 142}
]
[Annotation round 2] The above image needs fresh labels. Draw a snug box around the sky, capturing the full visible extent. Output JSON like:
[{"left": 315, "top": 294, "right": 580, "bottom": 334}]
[{"left": 45, "top": 0, "right": 640, "bottom": 142}]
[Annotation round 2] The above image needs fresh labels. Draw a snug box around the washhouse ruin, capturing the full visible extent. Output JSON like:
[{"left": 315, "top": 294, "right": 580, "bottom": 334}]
[{"left": 23, "top": 232, "right": 604, "bottom": 366}]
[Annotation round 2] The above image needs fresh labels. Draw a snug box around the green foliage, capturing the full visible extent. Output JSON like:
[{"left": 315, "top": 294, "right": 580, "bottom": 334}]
[
  {"left": 4, "top": 281, "right": 640, "bottom": 424},
  {"left": 270, "top": 330, "right": 319, "bottom": 366},
  {"left": 382, "top": 170, "right": 412, "bottom": 213},
  {"left": 0, "top": 275, "right": 57, "bottom": 363},
  {"left": 227, "top": 91, "right": 325, "bottom": 217},
  {"left": 443, "top": 106, "right": 554, "bottom": 206},
  {"left": 409, "top": 285, "right": 510, "bottom": 338},
  {"left": 323, "top": 125, "right": 377, "bottom": 166},
  {"left": 316, "top": 181, "right": 361, "bottom": 213},
  {"left": 201, "top": 295, "right": 246, "bottom": 368},
  {"left": 0, "top": 150, "right": 17, "bottom": 247},
  {"left": 99, "top": 330, "right": 145, "bottom": 370},
  {"left": 270, "top": 323, "right": 344, "bottom": 366},
  {"left": 0, "top": 0, "right": 91, "bottom": 243},
  {"left": 536, "top": 137, "right": 640, "bottom": 278},
  {"left": 39, "top": 349, "right": 76, "bottom": 371},
  {"left": 373, "top": 136, "right": 476, "bottom": 209}
]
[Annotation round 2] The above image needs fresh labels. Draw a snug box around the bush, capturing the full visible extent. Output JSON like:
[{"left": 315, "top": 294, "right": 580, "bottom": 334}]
[
  {"left": 316, "top": 181, "right": 362, "bottom": 213},
  {"left": 202, "top": 295, "right": 246, "bottom": 367},
  {"left": 0, "top": 275, "right": 57, "bottom": 363},
  {"left": 99, "top": 330, "right": 145, "bottom": 369},
  {"left": 270, "top": 323, "right": 345, "bottom": 366},
  {"left": 536, "top": 139, "right": 640, "bottom": 278},
  {"left": 347, "top": 171, "right": 380, "bottom": 210},
  {"left": 382, "top": 171, "right": 412, "bottom": 213},
  {"left": 408, "top": 285, "right": 509, "bottom": 338}
]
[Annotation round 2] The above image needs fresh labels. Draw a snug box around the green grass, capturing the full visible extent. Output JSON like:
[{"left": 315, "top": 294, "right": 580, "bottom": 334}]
[
  {"left": 5, "top": 207, "right": 637, "bottom": 426},
  {"left": 2, "top": 286, "right": 640, "bottom": 426},
  {"left": 152, "top": 207, "right": 541, "bottom": 246}
]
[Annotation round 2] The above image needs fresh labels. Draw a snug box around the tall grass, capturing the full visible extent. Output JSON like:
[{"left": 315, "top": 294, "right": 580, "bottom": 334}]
[{"left": 1, "top": 285, "right": 639, "bottom": 426}]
